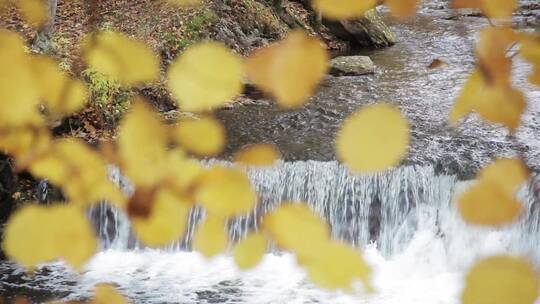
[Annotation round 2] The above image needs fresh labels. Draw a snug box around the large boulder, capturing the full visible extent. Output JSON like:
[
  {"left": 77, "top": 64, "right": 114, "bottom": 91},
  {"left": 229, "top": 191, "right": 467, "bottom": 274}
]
[{"left": 330, "top": 56, "right": 375, "bottom": 76}]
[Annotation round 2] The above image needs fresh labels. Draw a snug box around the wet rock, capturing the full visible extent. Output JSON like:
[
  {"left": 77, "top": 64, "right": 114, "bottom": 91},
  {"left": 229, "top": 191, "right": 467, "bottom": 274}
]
[{"left": 329, "top": 56, "right": 375, "bottom": 76}]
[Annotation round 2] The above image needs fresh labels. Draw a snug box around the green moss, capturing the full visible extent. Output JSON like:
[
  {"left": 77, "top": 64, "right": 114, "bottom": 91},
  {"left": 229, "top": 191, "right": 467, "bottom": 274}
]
[
  {"left": 163, "top": 10, "right": 218, "bottom": 59},
  {"left": 239, "top": 0, "right": 288, "bottom": 37},
  {"left": 82, "top": 69, "right": 133, "bottom": 126}
]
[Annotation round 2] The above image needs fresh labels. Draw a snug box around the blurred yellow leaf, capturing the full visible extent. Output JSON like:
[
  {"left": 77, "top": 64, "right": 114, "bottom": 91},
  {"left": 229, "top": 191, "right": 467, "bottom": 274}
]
[
  {"left": 193, "top": 216, "right": 228, "bottom": 258},
  {"left": 263, "top": 203, "right": 329, "bottom": 262},
  {"left": 479, "top": 158, "right": 529, "bottom": 194},
  {"left": 91, "top": 284, "right": 128, "bottom": 304},
  {"left": 83, "top": 31, "right": 159, "bottom": 85},
  {"left": 163, "top": 149, "right": 203, "bottom": 199},
  {"left": 28, "top": 139, "right": 125, "bottom": 207},
  {"left": 458, "top": 181, "right": 522, "bottom": 226},
  {"left": 336, "top": 103, "right": 410, "bottom": 173},
  {"left": 462, "top": 256, "right": 539, "bottom": 304},
  {"left": 519, "top": 34, "right": 540, "bottom": 86},
  {"left": 118, "top": 99, "right": 168, "bottom": 187},
  {"left": 234, "top": 144, "right": 280, "bottom": 167},
  {"left": 449, "top": 69, "right": 525, "bottom": 132},
  {"left": 233, "top": 233, "right": 267, "bottom": 269},
  {"left": 306, "top": 241, "right": 372, "bottom": 291},
  {"left": 458, "top": 158, "right": 528, "bottom": 226},
  {"left": 0, "top": 127, "right": 51, "bottom": 161},
  {"left": 482, "top": 0, "right": 517, "bottom": 19},
  {"left": 195, "top": 166, "right": 257, "bottom": 217},
  {"left": 3, "top": 204, "right": 97, "bottom": 270},
  {"left": 173, "top": 117, "right": 225, "bottom": 157},
  {"left": 0, "top": 31, "right": 42, "bottom": 127},
  {"left": 476, "top": 27, "right": 516, "bottom": 84},
  {"left": 30, "top": 55, "right": 88, "bottom": 116},
  {"left": 246, "top": 30, "right": 329, "bottom": 108},
  {"left": 132, "top": 189, "right": 190, "bottom": 247},
  {"left": 167, "top": 42, "right": 243, "bottom": 112},
  {"left": 17, "top": 0, "right": 47, "bottom": 26},
  {"left": 385, "top": 0, "right": 421, "bottom": 17},
  {"left": 313, "top": 0, "right": 377, "bottom": 20}
]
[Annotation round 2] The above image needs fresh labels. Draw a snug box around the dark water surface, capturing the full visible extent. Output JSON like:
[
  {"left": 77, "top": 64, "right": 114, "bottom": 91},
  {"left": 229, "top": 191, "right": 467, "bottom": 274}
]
[{"left": 218, "top": 1, "right": 540, "bottom": 179}]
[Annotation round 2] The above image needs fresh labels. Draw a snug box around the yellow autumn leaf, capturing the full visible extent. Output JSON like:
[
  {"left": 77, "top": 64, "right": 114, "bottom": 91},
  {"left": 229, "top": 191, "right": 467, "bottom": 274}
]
[
  {"left": 245, "top": 30, "right": 329, "bottom": 108},
  {"left": 482, "top": 0, "right": 517, "bottom": 19},
  {"left": 0, "top": 31, "right": 42, "bottom": 127},
  {"left": 167, "top": 42, "right": 243, "bottom": 112},
  {"left": 17, "top": 0, "right": 48, "bottom": 26},
  {"left": 263, "top": 203, "right": 330, "bottom": 262},
  {"left": 164, "top": 150, "right": 204, "bottom": 200},
  {"left": 3, "top": 204, "right": 97, "bottom": 270},
  {"left": 449, "top": 69, "right": 525, "bottom": 132},
  {"left": 479, "top": 158, "right": 529, "bottom": 194},
  {"left": 195, "top": 166, "right": 257, "bottom": 217},
  {"left": 118, "top": 99, "right": 168, "bottom": 187},
  {"left": 234, "top": 143, "right": 280, "bottom": 167},
  {"left": 0, "top": 127, "right": 51, "bottom": 161},
  {"left": 385, "top": 0, "right": 421, "bottom": 17},
  {"left": 28, "top": 139, "right": 125, "bottom": 207},
  {"left": 476, "top": 27, "right": 516, "bottom": 84},
  {"left": 233, "top": 233, "right": 267, "bottom": 269},
  {"left": 83, "top": 31, "right": 159, "bottom": 85},
  {"left": 173, "top": 117, "right": 225, "bottom": 157},
  {"left": 91, "top": 284, "right": 128, "bottom": 304},
  {"left": 336, "top": 103, "right": 410, "bottom": 173},
  {"left": 132, "top": 189, "right": 191, "bottom": 247},
  {"left": 458, "top": 181, "right": 522, "bottom": 226},
  {"left": 193, "top": 216, "right": 228, "bottom": 258},
  {"left": 306, "top": 241, "right": 372, "bottom": 291},
  {"left": 30, "top": 55, "right": 88, "bottom": 116},
  {"left": 462, "top": 256, "right": 539, "bottom": 304},
  {"left": 313, "top": 0, "right": 377, "bottom": 20},
  {"left": 457, "top": 158, "right": 528, "bottom": 226}
]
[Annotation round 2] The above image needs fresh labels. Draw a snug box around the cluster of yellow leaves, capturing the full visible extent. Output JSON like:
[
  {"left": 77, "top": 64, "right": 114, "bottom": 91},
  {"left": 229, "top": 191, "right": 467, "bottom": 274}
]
[
  {"left": 29, "top": 139, "right": 125, "bottom": 207},
  {"left": 336, "top": 103, "right": 410, "bottom": 173},
  {"left": 263, "top": 203, "right": 372, "bottom": 291},
  {"left": 2, "top": 0, "right": 540, "bottom": 298},
  {"left": 452, "top": 0, "right": 517, "bottom": 19},
  {"left": 450, "top": 27, "right": 526, "bottom": 132},
  {"left": 3, "top": 204, "right": 97, "bottom": 270},
  {"left": 458, "top": 158, "right": 529, "bottom": 226},
  {"left": 0, "top": 31, "right": 88, "bottom": 130}
]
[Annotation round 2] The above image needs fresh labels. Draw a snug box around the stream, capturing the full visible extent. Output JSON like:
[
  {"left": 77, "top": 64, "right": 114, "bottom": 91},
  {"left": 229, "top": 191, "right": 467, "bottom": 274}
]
[{"left": 1, "top": 1, "right": 540, "bottom": 303}]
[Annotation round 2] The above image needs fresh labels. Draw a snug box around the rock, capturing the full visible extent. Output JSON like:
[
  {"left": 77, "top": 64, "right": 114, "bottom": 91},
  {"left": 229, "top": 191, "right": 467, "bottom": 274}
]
[
  {"left": 323, "top": 9, "right": 397, "bottom": 49},
  {"left": 329, "top": 56, "right": 375, "bottom": 76}
]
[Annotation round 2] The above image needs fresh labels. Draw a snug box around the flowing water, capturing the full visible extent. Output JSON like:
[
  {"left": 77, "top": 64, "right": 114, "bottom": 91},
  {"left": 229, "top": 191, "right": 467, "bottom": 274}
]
[{"left": 2, "top": 1, "right": 540, "bottom": 303}]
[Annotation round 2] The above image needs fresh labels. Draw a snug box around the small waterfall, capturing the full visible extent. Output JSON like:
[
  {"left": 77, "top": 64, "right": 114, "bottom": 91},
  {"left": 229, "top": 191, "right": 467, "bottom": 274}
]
[{"left": 88, "top": 161, "right": 540, "bottom": 263}]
